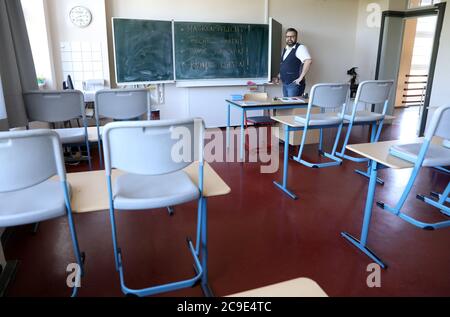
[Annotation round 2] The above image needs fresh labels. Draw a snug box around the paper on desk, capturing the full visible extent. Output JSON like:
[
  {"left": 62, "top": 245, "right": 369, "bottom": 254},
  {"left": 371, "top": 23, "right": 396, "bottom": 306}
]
[{"left": 278, "top": 97, "right": 306, "bottom": 103}]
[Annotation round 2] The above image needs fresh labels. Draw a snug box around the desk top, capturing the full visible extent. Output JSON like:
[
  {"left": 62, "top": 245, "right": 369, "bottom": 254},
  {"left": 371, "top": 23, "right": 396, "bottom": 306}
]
[
  {"left": 87, "top": 126, "right": 99, "bottom": 143},
  {"left": 346, "top": 137, "right": 444, "bottom": 169},
  {"left": 66, "top": 162, "right": 231, "bottom": 213},
  {"left": 271, "top": 114, "right": 396, "bottom": 128},
  {"left": 226, "top": 98, "right": 308, "bottom": 108},
  {"left": 228, "top": 278, "right": 328, "bottom": 297}
]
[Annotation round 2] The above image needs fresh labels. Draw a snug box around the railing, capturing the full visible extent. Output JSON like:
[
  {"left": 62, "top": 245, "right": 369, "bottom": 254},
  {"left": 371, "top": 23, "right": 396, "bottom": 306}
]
[{"left": 402, "top": 74, "right": 428, "bottom": 107}]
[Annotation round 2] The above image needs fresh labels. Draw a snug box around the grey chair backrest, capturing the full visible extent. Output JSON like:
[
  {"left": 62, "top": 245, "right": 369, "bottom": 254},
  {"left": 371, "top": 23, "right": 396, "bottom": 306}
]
[
  {"left": 309, "top": 83, "right": 350, "bottom": 110},
  {"left": 23, "top": 90, "right": 85, "bottom": 123},
  {"left": 102, "top": 119, "right": 204, "bottom": 176},
  {"left": 0, "top": 129, "right": 65, "bottom": 193},
  {"left": 353, "top": 80, "right": 394, "bottom": 115},
  {"left": 95, "top": 88, "right": 148, "bottom": 121},
  {"left": 425, "top": 104, "right": 450, "bottom": 142}
]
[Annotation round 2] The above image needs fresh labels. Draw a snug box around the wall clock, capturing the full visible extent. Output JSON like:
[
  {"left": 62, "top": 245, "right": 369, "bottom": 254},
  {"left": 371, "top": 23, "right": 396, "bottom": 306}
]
[{"left": 69, "top": 6, "right": 92, "bottom": 28}]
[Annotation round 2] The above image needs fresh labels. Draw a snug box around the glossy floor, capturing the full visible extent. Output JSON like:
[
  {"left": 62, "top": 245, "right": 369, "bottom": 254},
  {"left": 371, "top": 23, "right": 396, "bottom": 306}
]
[{"left": 4, "top": 108, "right": 450, "bottom": 296}]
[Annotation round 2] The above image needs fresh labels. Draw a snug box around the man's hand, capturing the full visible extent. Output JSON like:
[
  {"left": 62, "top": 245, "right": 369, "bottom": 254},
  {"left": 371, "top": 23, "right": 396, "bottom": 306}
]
[
  {"left": 293, "top": 77, "right": 304, "bottom": 85},
  {"left": 292, "top": 59, "right": 312, "bottom": 85}
]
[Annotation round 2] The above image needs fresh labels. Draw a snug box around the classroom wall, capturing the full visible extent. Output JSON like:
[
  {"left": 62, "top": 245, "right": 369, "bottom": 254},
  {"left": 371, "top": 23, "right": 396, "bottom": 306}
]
[
  {"left": 104, "top": 0, "right": 267, "bottom": 127},
  {"left": 105, "top": 0, "right": 366, "bottom": 127},
  {"left": 353, "top": 0, "right": 389, "bottom": 81},
  {"left": 268, "top": 0, "right": 360, "bottom": 85},
  {"left": 41, "top": 0, "right": 447, "bottom": 129},
  {"left": 45, "top": 0, "right": 110, "bottom": 90}
]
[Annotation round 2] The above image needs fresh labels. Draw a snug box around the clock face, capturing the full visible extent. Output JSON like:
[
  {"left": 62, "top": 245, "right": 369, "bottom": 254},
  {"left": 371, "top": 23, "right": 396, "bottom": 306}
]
[{"left": 69, "top": 6, "right": 92, "bottom": 28}]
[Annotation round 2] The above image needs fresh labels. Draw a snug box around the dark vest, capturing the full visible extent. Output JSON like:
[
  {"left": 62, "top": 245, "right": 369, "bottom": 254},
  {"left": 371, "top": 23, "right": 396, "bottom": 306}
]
[{"left": 280, "top": 43, "right": 304, "bottom": 85}]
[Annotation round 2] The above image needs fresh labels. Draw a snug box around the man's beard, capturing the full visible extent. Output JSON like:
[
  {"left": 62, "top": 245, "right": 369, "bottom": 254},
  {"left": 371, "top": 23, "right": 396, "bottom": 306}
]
[{"left": 287, "top": 41, "right": 295, "bottom": 47}]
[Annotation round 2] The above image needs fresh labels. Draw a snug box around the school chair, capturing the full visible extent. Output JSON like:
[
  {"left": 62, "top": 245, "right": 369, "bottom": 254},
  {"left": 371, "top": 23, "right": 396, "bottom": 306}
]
[
  {"left": 378, "top": 104, "right": 450, "bottom": 230},
  {"left": 293, "top": 83, "right": 350, "bottom": 168},
  {"left": 243, "top": 92, "right": 274, "bottom": 151},
  {"left": 94, "top": 88, "right": 148, "bottom": 168},
  {"left": 0, "top": 129, "right": 85, "bottom": 297},
  {"left": 244, "top": 92, "right": 272, "bottom": 126},
  {"left": 336, "top": 80, "right": 394, "bottom": 183},
  {"left": 23, "top": 90, "right": 92, "bottom": 170},
  {"left": 102, "top": 119, "right": 205, "bottom": 297}
]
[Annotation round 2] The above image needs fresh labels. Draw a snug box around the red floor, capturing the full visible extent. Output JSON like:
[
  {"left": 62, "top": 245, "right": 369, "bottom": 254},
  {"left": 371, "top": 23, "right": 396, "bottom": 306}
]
[{"left": 3, "top": 108, "right": 450, "bottom": 297}]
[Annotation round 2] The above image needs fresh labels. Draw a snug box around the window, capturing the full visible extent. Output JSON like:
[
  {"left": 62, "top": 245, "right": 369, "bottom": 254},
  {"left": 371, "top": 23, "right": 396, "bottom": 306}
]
[
  {"left": 21, "top": 0, "right": 54, "bottom": 89},
  {"left": 409, "top": 0, "right": 442, "bottom": 8}
]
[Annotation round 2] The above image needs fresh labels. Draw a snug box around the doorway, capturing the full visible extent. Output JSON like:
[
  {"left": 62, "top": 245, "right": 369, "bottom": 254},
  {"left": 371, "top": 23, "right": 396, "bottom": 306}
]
[{"left": 375, "top": 2, "right": 446, "bottom": 136}]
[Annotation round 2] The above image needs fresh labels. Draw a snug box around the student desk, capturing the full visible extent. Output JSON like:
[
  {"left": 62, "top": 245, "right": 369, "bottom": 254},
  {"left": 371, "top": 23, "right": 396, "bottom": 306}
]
[
  {"left": 271, "top": 115, "right": 396, "bottom": 200},
  {"left": 66, "top": 162, "right": 230, "bottom": 297},
  {"left": 228, "top": 277, "right": 328, "bottom": 297},
  {"left": 341, "top": 137, "right": 442, "bottom": 269},
  {"left": 226, "top": 99, "right": 309, "bottom": 161}
]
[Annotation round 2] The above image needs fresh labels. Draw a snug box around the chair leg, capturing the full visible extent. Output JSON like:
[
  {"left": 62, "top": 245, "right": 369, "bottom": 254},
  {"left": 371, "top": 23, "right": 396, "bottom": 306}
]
[
  {"left": 418, "top": 182, "right": 450, "bottom": 217},
  {"left": 354, "top": 123, "right": 384, "bottom": 185},
  {"left": 85, "top": 139, "right": 92, "bottom": 171},
  {"left": 336, "top": 122, "right": 371, "bottom": 163},
  {"left": 294, "top": 125, "right": 342, "bottom": 169},
  {"left": 377, "top": 147, "right": 450, "bottom": 230},
  {"left": 31, "top": 222, "right": 40, "bottom": 235},
  {"left": 62, "top": 181, "right": 85, "bottom": 297}
]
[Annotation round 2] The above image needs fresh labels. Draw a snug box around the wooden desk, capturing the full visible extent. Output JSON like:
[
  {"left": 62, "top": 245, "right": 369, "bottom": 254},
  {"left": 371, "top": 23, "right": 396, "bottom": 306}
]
[
  {"left": 341, "top": 137, "right": 446, "bottom": 268},
  {"left": 67, "top": 162, "right": 230, "bottom": 213},
  {"left": 64, "top": 162, "right": 230, "bottom": 297},
  {"left": 228, "top": 278, "right": 328, "bottom": 297},
  {"left": 226, "top": 99, "right": 309, "bottom": 161},
  {"left": 271, "top": 114, "right": 396, "bottom": 199}
]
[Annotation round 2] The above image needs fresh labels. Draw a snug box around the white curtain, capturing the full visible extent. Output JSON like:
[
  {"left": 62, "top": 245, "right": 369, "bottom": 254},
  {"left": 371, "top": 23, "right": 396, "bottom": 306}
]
[{"left": 0, "top": 0, "right": 38, "bottom": 129}]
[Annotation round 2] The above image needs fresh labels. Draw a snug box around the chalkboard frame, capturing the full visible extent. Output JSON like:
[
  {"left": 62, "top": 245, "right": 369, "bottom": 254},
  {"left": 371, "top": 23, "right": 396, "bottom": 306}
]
[
  {"left": 112, "top": 17, "right": 176, "bottom": 85},
  {"left": 112, "top": 18, "right": 278, "bottom": 87},
  {"left": 173, "top": 20, "right": 270, "bottom": 83}
]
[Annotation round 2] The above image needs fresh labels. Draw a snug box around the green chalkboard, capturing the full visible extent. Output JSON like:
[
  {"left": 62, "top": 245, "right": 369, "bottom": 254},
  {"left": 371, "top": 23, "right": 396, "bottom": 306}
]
[
  {"left": 174, "top": 22, "right": 269, "bottom": 80},
  {"left": 113, "top": 18, "right": 174, "bottom": 84}
]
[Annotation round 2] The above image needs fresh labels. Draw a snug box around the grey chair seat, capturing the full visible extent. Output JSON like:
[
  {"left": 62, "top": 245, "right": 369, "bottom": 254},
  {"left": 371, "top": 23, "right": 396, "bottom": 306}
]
[
  {"left": 294, "top": 113, "right": 343, "bottom": 126},
  {"left": 55, "top": 128, "right": 87, "bottom": 144},
  {"left": 344, "top": 111, "right": 384, "bottom": 123},
  {"left": 113, "top": 170, "right": 200, "bottom": 210},
  {"left": 0, "top": 179, "right": 68, "bottom": 227},
  {"left": 390, "top": 143, "right": 450, "bottom": 167}
]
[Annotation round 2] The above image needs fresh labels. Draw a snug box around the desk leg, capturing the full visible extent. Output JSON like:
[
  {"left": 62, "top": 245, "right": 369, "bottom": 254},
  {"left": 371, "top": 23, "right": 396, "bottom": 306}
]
[
  {"left": 341, "top": 161, "right": 387, "bottom": 269},
  {"left": 226, "top": 103, "right": 231, "bottom": 149},
  {"left": 200, "top": 197, "right": 214, "bottom": 297},
  {"left": 355, "top": 123, "right": 385, "bottom": 185},
  {"left": 240, "top": 109, "right": 245, "bottom": 162},
  {"left": 273, "top": 125, "right": 298, "bottom": 200}
]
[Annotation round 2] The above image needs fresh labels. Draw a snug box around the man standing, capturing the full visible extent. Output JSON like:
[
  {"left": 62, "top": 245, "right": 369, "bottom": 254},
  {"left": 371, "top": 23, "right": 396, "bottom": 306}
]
[{"left": 279, "top": 28, "right": 312, "bottom": 97}]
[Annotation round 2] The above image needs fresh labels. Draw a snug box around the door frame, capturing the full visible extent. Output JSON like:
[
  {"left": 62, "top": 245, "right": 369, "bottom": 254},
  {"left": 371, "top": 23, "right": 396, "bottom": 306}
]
[{"left": 375, "top": 2, "right": 446, "bottom": 136}]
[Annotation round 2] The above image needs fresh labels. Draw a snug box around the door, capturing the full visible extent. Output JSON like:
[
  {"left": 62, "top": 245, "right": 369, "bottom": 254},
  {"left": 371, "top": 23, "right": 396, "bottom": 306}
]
[{"left": 375, "top": 2, "right": 446, "bottom": 136}]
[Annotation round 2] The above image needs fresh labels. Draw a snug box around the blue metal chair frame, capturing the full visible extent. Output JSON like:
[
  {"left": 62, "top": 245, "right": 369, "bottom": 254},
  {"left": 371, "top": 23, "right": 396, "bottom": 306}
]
[
  {"left": 61, "top": 179, "right": 85, "bottom": 297},
  {"left": 290, "top": 84, "right": 350, "bottom": 170},
  {"left": 0, "top": 130, "right": 85, "bottom": 296},
  {"left": 106, "top": 164, "right": 212, "bottom": 297},
  {"left": 336, "top": 80, "right": 394, "bottom": 185},
  {"left": 342, "top": 105, "right": 450, "bottom": 268},
  {"left": 226, "top": 100, "right": 309, "bottom": 161},
  {"left": 377, "top": 137, "right": 450, "bottom": 230},
  {"left": 103, "top": 119, "right": 213, "bottom": 297},
  {"left": 292, "top": 113, "right": 344, "bottom": 169}
]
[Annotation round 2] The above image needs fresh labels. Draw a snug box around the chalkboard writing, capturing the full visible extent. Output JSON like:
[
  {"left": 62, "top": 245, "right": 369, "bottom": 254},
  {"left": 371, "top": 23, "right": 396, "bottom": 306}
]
[
  {"left": 174, "top": 22, "right": 269, "bottom": 80},
  {"left": 113, "top": 18, "right": 174, "bottom": 84}
]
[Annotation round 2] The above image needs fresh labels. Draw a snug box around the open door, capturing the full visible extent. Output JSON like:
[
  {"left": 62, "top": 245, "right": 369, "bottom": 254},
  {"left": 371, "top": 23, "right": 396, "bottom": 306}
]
[
  {"left": 375, "top": 2, "right": 446, "bottom": 136},
  {"left": 269, "top": 18, "right": 282, "bottom": 82}
]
